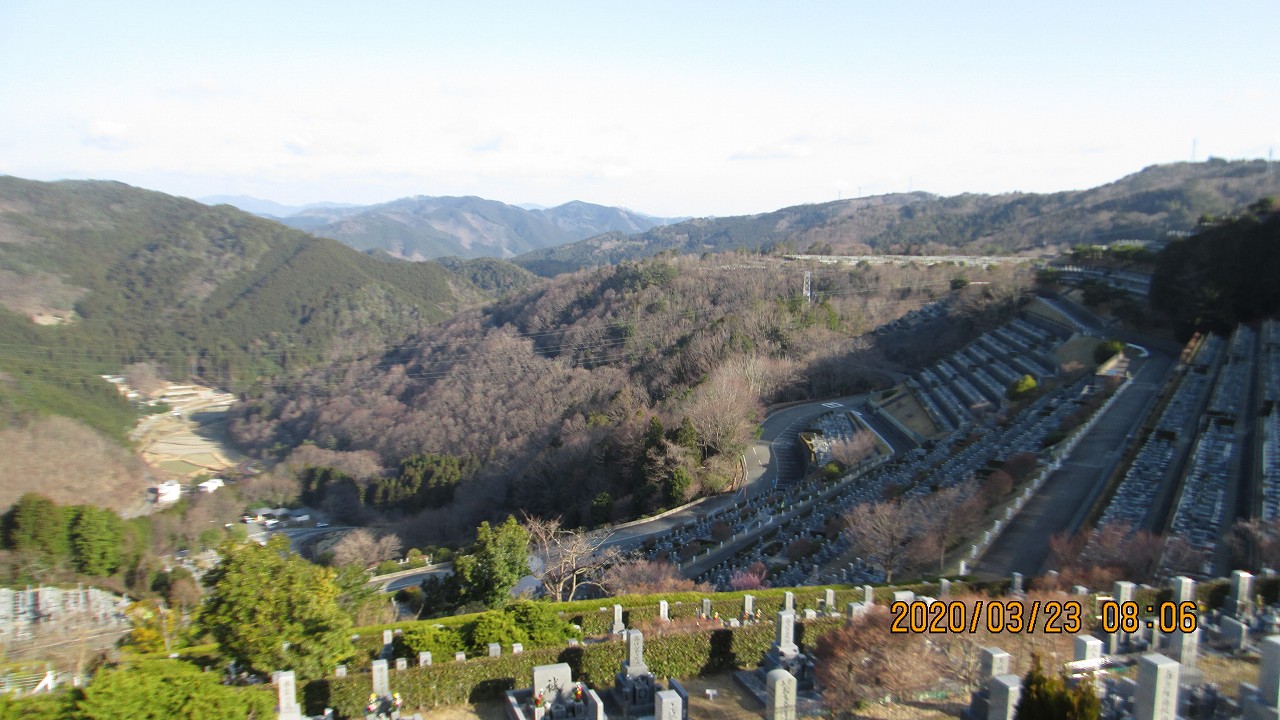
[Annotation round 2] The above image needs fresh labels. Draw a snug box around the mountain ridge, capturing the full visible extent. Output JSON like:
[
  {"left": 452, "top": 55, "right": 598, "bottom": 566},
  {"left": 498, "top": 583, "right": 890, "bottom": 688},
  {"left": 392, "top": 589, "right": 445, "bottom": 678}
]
[{"left": 512, "top": 160, "right": 1280, "bottom": 275}]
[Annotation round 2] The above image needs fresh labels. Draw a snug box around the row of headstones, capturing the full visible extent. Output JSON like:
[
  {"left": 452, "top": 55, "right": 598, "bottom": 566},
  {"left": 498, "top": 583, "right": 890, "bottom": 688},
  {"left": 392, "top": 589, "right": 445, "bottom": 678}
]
[
  {"left": 971, "top": 631, "right": 1280, "bottom": 720},
  {"left": 971, "top": 641, "right": 1190, "bottom": 720},
  {"left": 621, "top": 587, "right": 884, "bottom": 633},
  {"left": 0, "top": 585, "right": 125, "bottom": 631}
]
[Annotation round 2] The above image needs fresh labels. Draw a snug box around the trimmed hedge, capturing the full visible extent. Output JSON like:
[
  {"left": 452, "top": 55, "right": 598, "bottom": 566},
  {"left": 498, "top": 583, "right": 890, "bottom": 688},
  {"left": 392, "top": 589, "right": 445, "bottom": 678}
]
[
  {"left": 351, "top": 581, "right": 976, "bottom": 661},
  {"left": 328, "top": 617, "right": 840, "bottom": 716}
]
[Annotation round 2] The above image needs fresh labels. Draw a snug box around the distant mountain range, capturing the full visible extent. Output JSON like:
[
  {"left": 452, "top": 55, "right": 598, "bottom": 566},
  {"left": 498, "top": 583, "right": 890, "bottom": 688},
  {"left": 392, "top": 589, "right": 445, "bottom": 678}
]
[
  {"left": 196, "top": 194, "right": 360, "bottom": 218},
  {"left": 512, "top": 159, "right": 1280, "bottom": 276},
  {"left": 199, "top": 194, "right": 684, "bottom": 260}
]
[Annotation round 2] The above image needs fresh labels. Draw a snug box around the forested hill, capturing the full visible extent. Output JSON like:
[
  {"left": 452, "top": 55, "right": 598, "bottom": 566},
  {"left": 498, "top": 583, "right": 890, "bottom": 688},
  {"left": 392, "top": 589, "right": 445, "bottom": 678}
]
[
  {"left": 229, "top": 254, "right": 1032, "bottom": 542},
  {"left": 514, "top": 159, "right": 1280, "bottom": 276},
  {"left": 0, "top": 176, "right": 483, "bottom": 439},
  {"left": 276, "top": 195, "right": 678, "bottom": 260}
]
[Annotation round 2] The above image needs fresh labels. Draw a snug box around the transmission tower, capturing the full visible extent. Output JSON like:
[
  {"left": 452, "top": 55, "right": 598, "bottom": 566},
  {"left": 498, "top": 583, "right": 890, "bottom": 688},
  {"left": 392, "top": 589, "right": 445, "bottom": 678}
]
[{"left": 803, "top": 271, "right": 812, "bottom": 304}]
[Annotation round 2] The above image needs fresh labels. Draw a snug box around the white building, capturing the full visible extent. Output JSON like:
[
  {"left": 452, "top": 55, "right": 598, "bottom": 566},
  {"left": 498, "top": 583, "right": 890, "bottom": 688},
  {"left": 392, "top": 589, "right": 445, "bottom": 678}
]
[
  {"left": 152, "top": 480, "right": 181, "bottom": 504},
  {"left": 196, "top": 478, "right": 224, "bottom": 494}
]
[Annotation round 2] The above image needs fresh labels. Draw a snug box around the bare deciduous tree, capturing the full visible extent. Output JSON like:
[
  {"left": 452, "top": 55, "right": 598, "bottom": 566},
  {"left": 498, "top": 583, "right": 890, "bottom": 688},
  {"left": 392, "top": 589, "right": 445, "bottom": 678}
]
[
  {"left": 842, "top": 497, "right": 933, "bottom": 584},
  {"left": 332, "top": 529, "right": 401, "bottom": 569},
  {"left": 813, "top": 607, "right": 949, "bottom": 711},
  {"left": 523, "top": 513, "right": 620, "bottom": 601},
  {"left": 830, "top": 431, "right": 878, "bottom": 468},
  {"left": 917, "top": 481, "right": 985, "bottom": 572},
  {"left": 124, "top": 361, "right": 168, "bottom": 397},
  {"left": 602, "top": 559, "right": 710, "bottom": 596},
  {"left": 1232, "top": 517, "right": 1280, "bottom": 570}
]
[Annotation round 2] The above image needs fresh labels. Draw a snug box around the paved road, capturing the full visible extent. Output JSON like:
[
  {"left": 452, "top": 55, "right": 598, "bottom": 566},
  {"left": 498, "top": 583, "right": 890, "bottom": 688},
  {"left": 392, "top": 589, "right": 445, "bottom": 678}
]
[{"left": 973, "top": 349, "right": 1174, "bottom": 579}]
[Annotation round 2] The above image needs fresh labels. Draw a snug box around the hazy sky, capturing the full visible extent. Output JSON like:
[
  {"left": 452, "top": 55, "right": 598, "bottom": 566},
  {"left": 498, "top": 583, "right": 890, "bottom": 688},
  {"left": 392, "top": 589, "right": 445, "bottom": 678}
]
[{"left": 2, "top": 2, "right": 1276, "bottom": 217}]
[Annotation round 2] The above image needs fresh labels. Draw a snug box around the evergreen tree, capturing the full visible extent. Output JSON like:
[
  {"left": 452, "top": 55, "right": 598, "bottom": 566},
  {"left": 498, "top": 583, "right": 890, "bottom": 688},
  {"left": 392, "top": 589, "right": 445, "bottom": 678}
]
[
  {"left": 453, "top": 516, "right": 529, "bottom": 609},
  {"left": 69, "top": 505, "right": 124, "bottom": 576},
  {"left": 674, "top": 416, "right": 699, "bottom": 452},
  {"left": 199, "top": 535, "right": 353, "bottom": 681},
  {"left": 1015, "top": 654, "right": 1100, "bottom": 720},
  {"left": 4, "top": 493, "right": 70, "bottom": 566}
]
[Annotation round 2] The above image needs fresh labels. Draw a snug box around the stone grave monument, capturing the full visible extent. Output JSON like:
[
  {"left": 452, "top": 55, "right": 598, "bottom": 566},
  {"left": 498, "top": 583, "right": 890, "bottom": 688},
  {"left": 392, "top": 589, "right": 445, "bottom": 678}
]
[
  {"left": 613, "top": 630, "right": 655, "bottom": 716},
  {"left": 275, "top": 670, "right": 303, "bottom": 720},
  {"left": 766, "top": 668, "right": 797, "bottom": 720},
  {"left": 504, "top": 663, "right": 604, "bottom": 720}
]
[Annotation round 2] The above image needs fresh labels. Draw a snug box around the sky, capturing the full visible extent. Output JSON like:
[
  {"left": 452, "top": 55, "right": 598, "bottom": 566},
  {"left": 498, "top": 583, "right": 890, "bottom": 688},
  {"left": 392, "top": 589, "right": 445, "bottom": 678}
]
[{"left": 1, "top": 1, "right": 1277, "bottom": 217}]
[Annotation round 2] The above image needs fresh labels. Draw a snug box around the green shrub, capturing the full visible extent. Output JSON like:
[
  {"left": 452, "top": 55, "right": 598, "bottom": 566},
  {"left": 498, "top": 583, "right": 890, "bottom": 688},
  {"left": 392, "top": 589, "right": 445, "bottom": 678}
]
[
  {"left": 401, "top": 625, "right": 464, "bottom": 660},
  {"left": 506, "top": 601, "right": 578, "bottom": 647},
  {"left": 467, "top": 611, "right": 529, "bottom": 656}
]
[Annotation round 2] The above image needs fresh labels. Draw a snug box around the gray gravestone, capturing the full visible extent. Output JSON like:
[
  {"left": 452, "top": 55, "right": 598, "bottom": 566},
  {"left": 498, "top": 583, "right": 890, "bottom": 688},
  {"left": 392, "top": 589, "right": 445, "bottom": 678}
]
[
  {"left": 802, "top": 609, "right": 817, "bottom": 620},
  {"left": 670, "top": 679, "right": 689, "bottom": 720},
  {"left": 584, "top": 688, "right": 606, "bottom": 720},
  {"left": 1114, "top": 580, "right": 1136, "bottom": 604},
  {"left": 1073, "top": 585, "right": 1089, "bottom": 595},
  {"left": 783, "top": 591, "right": 794, "bottom": 612},
  {"left": 1222, "top": 616, "right": 1248, "bottom": 651},
  {"left": 940, "top": 579, "right": 951, "bottom": 598},
  {"left": 532, "top": 663, "right": 574, "bottom": 702},
  {"left": 335, "top": 664, "right": 347, "bottom": 678},
  {"left": 395, "top": 657, "right": 408, "bottom": 671},
  {"left": 613, "top": 604, "right": 625, "bottom": 634},
  {"left": 775, "top": 610, "right": 798, "bottom": 656},
  {"left": 623, "top": 630, "right": 647, "bottom": 676},
  {"left": 1170, "top": 576, "right": 1195, "bottom": 605},
  {"left": 454, "top": 651, "right": 466, "bottom": 662},
  {"left": 512, "top": 643, "right": 523, "bottom": 655},
  {"left": 276, "top": 670, "right": 303, "bottom": 720},
  {"left": 371, "top": 659, "right": 390, "bottom": 698},
  {"left": 418, "top": 651, "right": 431, "bottom": 667},
  {"left": 980, "top": 647, "right": 1011, "bottom": 679},
  {"left": 488, "top": 643, "right": 500, "bottom": 657},
  {"left": 1074, "top": 635, "right": 1102, "bottom": 661},
  {"left": 659, "top": 600, "right": 669, "bottom": 622},
  {"left": 1010, "top": 572, "right": 1023, "bottom": 595},
  {"left": 847, "top": 602, "right": 865, "bottom": 621},
  {"left": 766, "top": 668, "right": 797, "bottom": 720},
  {"left": 1169, "top": 627, "right": 1198, "bottom": 670},
  {"left": 382, "top": 629, "right": 394, "bottom": 658},
  {"left": 1230, "top": 570, "right": 1254, "bottom": 616},
  {"left": 654, "top": 689, "right": 683, "bottom": 720},
  {"left": 743, "top": 595, "right": 755, "bottom": 617},
  {"left": 1258, "top": 635, "right": 1280, "bottom": 709},
  {"left": 892, "top": 590, "right": 915, "bottom": 603},
  {"left": 702, "top": 598, "right": 712, "bottom": 617},
  {"left": 988, "top": 674, "right": 1021, "bottom": 720},
  {"left": 823, "top": 588, "right": 835, "bottom": 610},
  {"left": 1136, "top": 653, "right": 1179, "bottom": 720},
  {"left": 863, "top": 585, "right": 874, "bottom": 605}
]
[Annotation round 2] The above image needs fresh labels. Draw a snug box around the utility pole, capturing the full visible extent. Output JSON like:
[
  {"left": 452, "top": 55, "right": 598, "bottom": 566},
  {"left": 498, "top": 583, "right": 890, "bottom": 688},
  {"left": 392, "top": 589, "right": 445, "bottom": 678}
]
[{"left": 803, "top": 271, "right": 812, "bottom": 303}]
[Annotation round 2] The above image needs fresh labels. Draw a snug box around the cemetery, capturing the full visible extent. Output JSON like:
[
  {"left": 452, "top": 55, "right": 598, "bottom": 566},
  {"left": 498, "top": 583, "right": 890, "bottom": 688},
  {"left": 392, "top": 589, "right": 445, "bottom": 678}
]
[{"left": 302, "top": 569, "right": 1280, "bottom": 718}]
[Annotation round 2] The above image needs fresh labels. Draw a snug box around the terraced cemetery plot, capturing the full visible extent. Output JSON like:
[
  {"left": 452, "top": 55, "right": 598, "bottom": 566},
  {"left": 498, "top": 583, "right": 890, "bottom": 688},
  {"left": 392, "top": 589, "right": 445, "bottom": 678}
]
[{"left": 880, "top": 389, "right": 941, "bottom": 438}]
